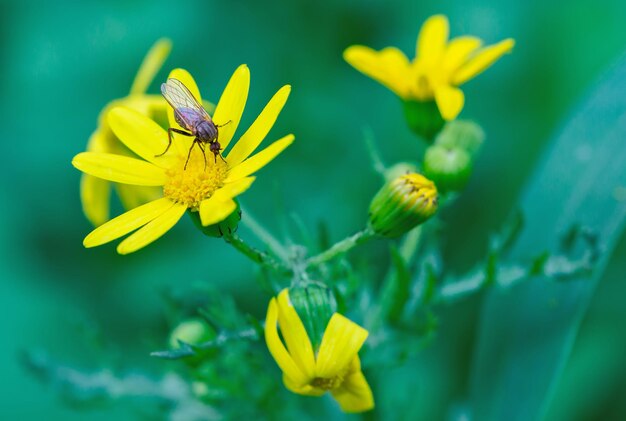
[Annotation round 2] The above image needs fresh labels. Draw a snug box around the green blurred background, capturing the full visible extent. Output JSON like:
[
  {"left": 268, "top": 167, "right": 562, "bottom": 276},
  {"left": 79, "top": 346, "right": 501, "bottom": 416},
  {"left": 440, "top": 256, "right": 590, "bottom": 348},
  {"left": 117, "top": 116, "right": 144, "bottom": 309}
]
[{"left": 2, "top": 0, "right": 626, "bottom": 419}]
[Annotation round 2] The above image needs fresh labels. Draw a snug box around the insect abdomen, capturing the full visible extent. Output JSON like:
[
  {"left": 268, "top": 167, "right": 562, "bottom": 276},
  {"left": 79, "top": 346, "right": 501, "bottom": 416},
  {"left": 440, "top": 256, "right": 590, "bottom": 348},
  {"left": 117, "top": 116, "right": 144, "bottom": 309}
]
[{"left": 195, "top": 120, "right": 218, "bottom": 142}]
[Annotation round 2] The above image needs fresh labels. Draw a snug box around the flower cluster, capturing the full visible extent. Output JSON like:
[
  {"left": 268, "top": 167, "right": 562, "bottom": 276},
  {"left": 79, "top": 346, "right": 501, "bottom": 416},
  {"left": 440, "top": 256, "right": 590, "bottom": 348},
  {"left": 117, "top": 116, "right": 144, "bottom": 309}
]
[{"left": 72, "top": 13, "right": 514, "bottom": 415}]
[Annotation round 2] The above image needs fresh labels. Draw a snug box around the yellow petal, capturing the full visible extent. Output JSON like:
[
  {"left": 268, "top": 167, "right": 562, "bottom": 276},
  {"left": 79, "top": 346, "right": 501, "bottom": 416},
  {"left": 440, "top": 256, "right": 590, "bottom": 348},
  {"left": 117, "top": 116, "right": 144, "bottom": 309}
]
[
  {"left": 416, "top": 14, "right": 449, "bottom": 66},
  {"left": 276, "top": 290, "right": 316, "bottom": 379},
  {"left": 166, "top": 68, "right": 203, "bottom": 157},
  {"left": 226, "top": 85, "right": 291, "bottom": 167},
  {"left": 212, "top": 177, "right": 256, "bottom": 201},
  {"left": 130, "top": 38, "right": 172, "bottom": 95},
  {"left": 283, "top": 374, "right": 325, "bottom": 397},
  {"left": 116, "top": 184, "right": 162, "bottom": 211},
  {"left": 434, "top": 85, "right": 465, "bottom": 120},
  {"left": 81, "top": 131, "right": 112, "bottom": 226},
  {"left": 452, "top": 38, "right": 515, "bottom": 85},
  {"left": 83, "top": 197, "right": 173, "bottom": 248},
  {"left": 315, "top": 314, "right": 368, "bottom": 378},
  {"left": 225, "top": 134, "right": 294, "bottom": 183},
  {"left": 213, "top": 64, "right": 250, "bottom": 149},
  {"left": 344, "top": 45, "right": 412, "bottom": 98},
  {"left": 72, "top": 152, "right": 166, "bottom": 186},
  {"left": 116, "top": 202, "right": 187, "bottom": 254},
  {"left": 86, "top": 128, "right": 111, "bottom": 153},
  {"left": 441, "top": 36, "right": 482, "bottom": 76},
  {"left": 198, "top": 197, "right": 238, "bottom": 226},
  {"left": 331, "top": 358, "right": 374, "bottom": 413},
  {"left": 80, "top": 174, "right": 111, "bottom": 227},
  {"left": 264, "top": 297, "right": 310, "bottom": 386},
  {"left": 107, "top": 107, "right": 175, "bottom": 167}
]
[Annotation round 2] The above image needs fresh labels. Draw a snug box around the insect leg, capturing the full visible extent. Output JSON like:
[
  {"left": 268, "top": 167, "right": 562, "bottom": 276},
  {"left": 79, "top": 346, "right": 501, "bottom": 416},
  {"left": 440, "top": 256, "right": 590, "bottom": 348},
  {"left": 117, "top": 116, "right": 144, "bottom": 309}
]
[
  {"left": 183, "top": 138, "right": 199, "bottom": 170},
  {"left": 197, "top": 142, "right": 208, "bottom": 171},
  {"left": 156, "top": 128, "right": 193, "bottom": 157},
  {"left": 216, "top": 120, "right": 232, "bottom": 128}
]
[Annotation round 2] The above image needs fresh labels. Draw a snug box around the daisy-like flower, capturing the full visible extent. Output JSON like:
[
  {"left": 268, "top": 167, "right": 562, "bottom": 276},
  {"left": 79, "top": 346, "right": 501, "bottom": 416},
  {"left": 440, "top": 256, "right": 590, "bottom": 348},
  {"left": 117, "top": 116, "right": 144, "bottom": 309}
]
[
  {"left": 72, "top": 66, "right": 293, "bottom": 254},
  {"left": 265, "top": 289, "right": 374, "bottom": 413},
  {"left": 344, "top": 14, "right": 514, "bottom": 121},
  {"left": 82, "top": 38, "right": 176, "bottom": 226}
]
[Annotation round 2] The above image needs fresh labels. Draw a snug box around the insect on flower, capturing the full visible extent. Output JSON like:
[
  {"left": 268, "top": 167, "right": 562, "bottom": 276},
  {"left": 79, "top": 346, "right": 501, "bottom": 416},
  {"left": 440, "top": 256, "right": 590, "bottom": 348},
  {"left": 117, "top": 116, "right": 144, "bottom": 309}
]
[{"left": 158, "top": 78, "right": 228, "bottom": 169}]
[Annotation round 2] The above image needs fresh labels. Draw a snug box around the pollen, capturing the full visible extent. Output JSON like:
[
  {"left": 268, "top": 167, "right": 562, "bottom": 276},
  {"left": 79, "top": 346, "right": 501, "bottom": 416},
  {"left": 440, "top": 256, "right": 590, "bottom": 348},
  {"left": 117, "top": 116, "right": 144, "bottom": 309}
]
[{"left": 163, "top": 149, "right": 228, "bottom": 210}]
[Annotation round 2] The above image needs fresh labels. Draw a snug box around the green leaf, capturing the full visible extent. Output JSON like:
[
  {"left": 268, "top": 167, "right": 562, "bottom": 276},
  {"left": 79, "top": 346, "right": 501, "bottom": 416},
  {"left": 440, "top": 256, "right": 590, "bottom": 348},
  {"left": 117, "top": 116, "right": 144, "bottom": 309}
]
[
  {"left": 151, "top": 328, "right": 258, "bottom": 360},
  {"left": 469, "top": 56, "right": 626, "bottom": 420}
]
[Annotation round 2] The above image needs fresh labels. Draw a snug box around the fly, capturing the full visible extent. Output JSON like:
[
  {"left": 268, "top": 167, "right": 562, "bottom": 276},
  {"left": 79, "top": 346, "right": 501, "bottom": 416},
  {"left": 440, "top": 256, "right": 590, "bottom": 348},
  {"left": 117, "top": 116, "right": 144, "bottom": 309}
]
[{"left": 157, "top": 78, "right": 227, "bottom": 170}]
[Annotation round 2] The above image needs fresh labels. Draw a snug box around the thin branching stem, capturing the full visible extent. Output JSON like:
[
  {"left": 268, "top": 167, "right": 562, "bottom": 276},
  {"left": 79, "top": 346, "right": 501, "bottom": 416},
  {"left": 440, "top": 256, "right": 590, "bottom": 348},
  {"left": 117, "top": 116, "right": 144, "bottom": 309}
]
[
  {"left": 306, "top": 226, "right": 377, "bottom": 269},
  {"left": 223, "top": 233, "right": 292, "bottom": 276},
  {"left": 240, "top": 208, "right": 290, "bottom": 261},
  {"left": 363, "top": 126, "right": 387, "bottom": 178}
]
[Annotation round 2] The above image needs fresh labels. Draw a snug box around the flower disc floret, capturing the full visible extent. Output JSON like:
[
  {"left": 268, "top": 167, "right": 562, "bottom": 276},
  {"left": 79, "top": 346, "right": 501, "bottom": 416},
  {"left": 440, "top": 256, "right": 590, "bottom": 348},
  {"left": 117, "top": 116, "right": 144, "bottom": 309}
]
[{"left": 163, "top": 153, "right": 228, "bottom": 210}]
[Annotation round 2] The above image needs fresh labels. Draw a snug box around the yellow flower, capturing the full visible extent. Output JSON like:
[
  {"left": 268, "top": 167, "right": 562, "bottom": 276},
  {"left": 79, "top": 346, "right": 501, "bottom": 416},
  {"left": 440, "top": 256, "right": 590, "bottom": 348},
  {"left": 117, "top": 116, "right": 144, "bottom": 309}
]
[
  {"left": 265, "top": 289, "right": 374, "bottom": 413},
  {"left": 82, "top": 38, "right": 174, "bottom": 226},
  {"left": 72, "top": 66, "right": 293, "bottom": 254},
  {"left": 344, "top": 14, "right": 515, "bottom": 120}
]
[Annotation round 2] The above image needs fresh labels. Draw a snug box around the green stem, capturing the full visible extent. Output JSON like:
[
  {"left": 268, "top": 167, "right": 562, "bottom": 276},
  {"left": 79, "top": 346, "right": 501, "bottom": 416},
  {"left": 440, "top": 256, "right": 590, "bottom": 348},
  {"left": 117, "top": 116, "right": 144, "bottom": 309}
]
[
  {"left": 363, "top": 126, "right": 387, "bottom": 177},
  {"left": 398, "top": 225, "right": 423, "bottom": 262},
  {"left": 223, "top": 233, "right": 291, "bottom": 276},
  {"left": 370, "top": 226, "right": 424, "bottom": 328},
  {"left": 306, "top": 226, "right": 376, "bottom": 269},
  {"left": 239, "top": 208, "right": 289, "bottom": 261}
]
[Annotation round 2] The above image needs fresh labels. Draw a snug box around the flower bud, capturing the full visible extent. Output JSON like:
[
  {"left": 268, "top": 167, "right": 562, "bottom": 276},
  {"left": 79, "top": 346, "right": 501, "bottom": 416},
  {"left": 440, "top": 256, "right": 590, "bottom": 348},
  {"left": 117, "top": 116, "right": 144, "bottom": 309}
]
[
  {"left": 188, "top": 200, "right": 241, "bottom": 238},
  {"left": 288, "top": 283, "right": 337, "bottom": 350},
  {"left": 423, "top": 145, "right": 472, "bottom": 193},
  {"left": 169, "top": 318, "right": 215, "bottom": 349},
  {"left": 369, "top": 173, "right": 438, "bottom": 237},
  {"left": 384, "top": 162, "right": 419, "bottom": 182},
  {"left": 402, "top": 100, "right": 446, "bottom": 141},
  {"left": 434, "top": 120, "right": 485, "bottom": 156}
]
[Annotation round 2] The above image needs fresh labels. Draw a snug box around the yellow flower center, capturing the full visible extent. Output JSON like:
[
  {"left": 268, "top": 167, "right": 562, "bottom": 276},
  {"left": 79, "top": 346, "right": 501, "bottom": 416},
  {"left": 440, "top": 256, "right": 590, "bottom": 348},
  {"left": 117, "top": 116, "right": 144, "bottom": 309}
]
[{"left": 163, "top": 148, "right": 228, "bottom": 210}]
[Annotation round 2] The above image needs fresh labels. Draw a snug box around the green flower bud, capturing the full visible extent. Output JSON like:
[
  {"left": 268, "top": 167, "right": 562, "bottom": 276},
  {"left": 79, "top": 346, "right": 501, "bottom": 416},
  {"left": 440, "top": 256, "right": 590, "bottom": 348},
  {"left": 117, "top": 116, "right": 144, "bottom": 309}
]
[
  {"left": 403, "top": 100, "right": 445, "bottom": 141},
  {"left": 423, "top": 145, "right": 472, "bottom": 193},
  {"left": 384, "top": 162, "right": 419, "bottom": 182},
  {"left": 168, "top": 318, "right": 216, "bottom": 349},
  {"left": 289, "top": 284, "right": 337, "bottom": 350},
  {"left": 434, "top": 120, "right": 485, "bottom": 156},
  {"left": 188, "top": 200, "right": 242, "bottom": 238},
  {"left": 369, "top": 173, "right": 438, "bottom": 237}
]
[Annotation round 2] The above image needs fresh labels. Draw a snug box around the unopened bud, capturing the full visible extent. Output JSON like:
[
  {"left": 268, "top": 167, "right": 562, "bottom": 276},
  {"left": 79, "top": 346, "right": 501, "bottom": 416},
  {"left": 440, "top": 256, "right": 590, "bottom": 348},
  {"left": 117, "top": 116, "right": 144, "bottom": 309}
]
[
  {"left": 434, "top": 120, "right": 485, "bottom": 156},
  {"left": 384, "top": 162, "right": 419, "bottom": 182},
  {"left": 288, "top": 284, "right": 337, "bottom": 350},
  {"left": 369, "top": 173, "right": 438, "bottom": 237},
  {"left": 169, "top": 318, "right": 215, "bottom": 349},
  {"left": 423, "top": 145, "right": 472, "bottom": 193}
]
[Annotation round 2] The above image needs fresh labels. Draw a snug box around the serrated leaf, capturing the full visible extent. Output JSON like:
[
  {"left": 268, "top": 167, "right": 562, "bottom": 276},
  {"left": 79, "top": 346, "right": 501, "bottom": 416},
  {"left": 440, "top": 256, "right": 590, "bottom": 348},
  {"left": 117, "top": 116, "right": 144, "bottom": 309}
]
[{"left": 151, "top": 328, "right": 259, "bottom": 360}]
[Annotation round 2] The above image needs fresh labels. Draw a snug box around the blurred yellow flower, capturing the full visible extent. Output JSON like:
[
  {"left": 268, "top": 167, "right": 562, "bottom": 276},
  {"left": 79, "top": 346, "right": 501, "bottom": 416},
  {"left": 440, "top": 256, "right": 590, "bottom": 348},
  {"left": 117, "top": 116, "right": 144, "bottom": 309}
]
[
  {"left": 265, "top": 289, "right": 374, "bottom": 413},
  {"left": 82, "top": 38, "right": 174, "bottom": 227},
  {"left": 73, "top": 66, "right": 293, "bottom": 254},
  {"left": 344, "top": 15, "right": 514, "bottom": 120}
]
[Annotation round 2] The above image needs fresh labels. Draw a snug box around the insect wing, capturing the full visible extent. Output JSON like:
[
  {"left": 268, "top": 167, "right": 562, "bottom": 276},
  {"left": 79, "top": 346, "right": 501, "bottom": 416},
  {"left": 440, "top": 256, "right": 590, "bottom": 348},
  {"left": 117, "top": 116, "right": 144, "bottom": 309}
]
[{"left": 161, "top": 78, "right": 211, "bottom": 128}]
